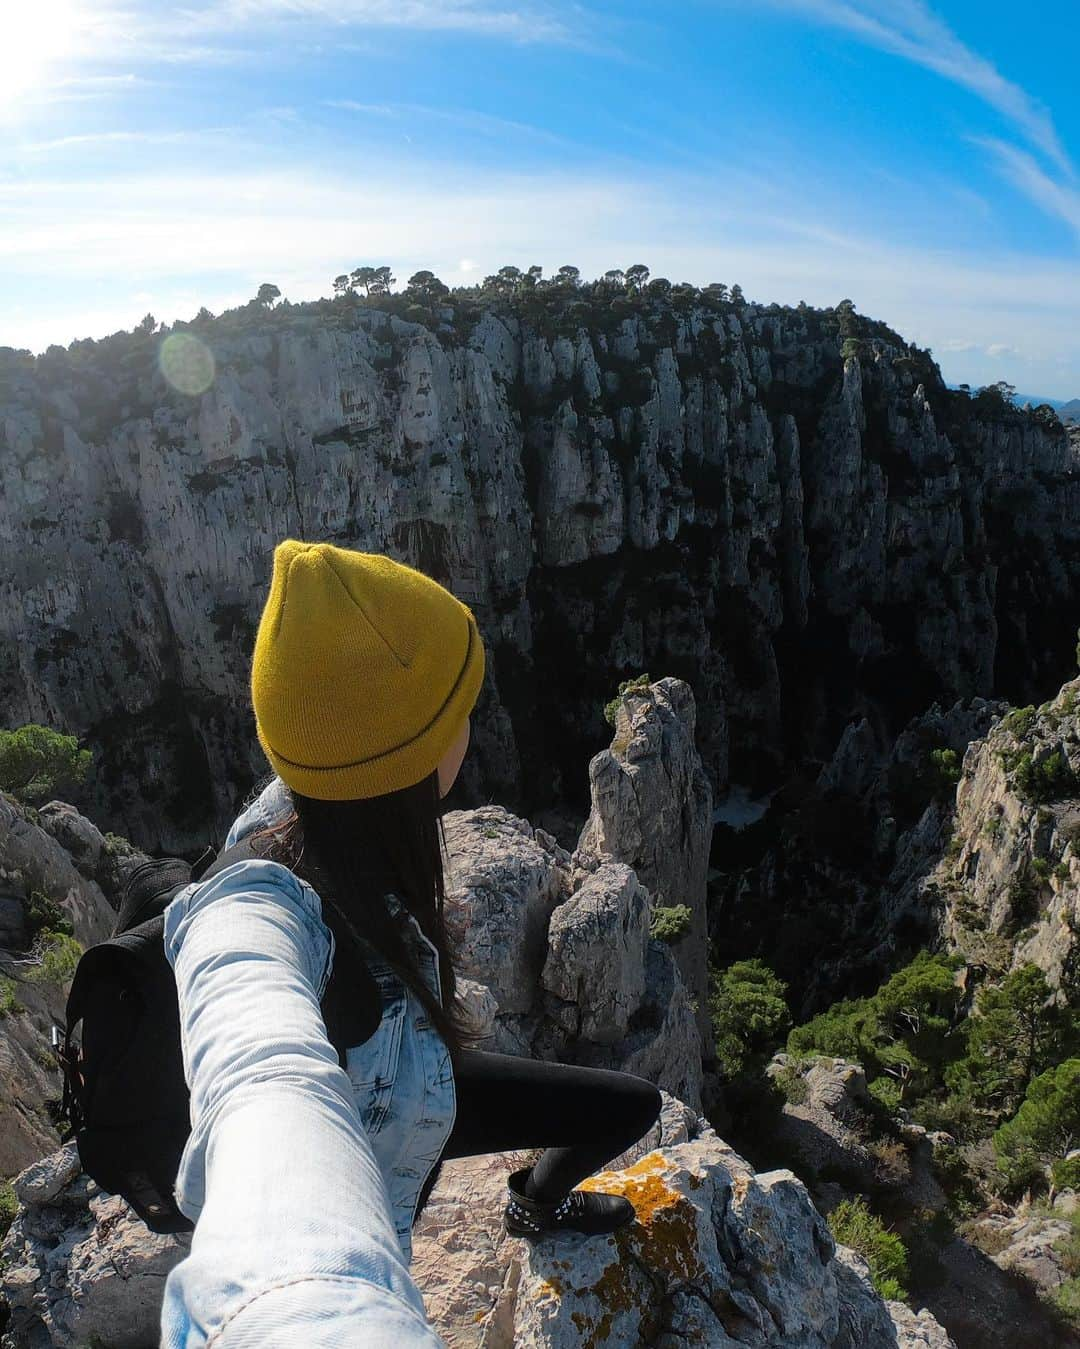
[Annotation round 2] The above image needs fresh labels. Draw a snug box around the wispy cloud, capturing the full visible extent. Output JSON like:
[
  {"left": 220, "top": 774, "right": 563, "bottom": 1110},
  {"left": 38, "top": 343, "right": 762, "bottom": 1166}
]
[
  {"left": 189, "top": 0, "right": 575, "bottom": 42},
  {"left": 328, "top": 99, "right": 577, "bottom": 149},
  {"left": 758, "top": 0, "right": 1072, "bottom": 176},
  {"left": 18, "top": 128, "right": 228, "bottom": 154},
  {"left": 77, "top": 0, "right": 579, "bottom": 64},
  {"left": 977, "top": 138, "right": 1080, "bottom": 243}
]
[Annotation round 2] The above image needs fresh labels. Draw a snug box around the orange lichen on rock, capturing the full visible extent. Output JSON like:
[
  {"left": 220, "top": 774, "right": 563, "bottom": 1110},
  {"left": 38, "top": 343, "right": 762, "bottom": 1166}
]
[
  {"left": 538, "top": 1276, "right": 564, "bottom": 1298},
  {"left": 580, "top": 1150, "right": 705, "bottom": 1284}
]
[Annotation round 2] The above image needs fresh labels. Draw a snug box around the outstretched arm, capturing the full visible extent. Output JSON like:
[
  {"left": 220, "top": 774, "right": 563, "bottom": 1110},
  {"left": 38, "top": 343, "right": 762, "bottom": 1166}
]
[{"left": 160, "top": 857, "right": 443, "bottom": 1348}]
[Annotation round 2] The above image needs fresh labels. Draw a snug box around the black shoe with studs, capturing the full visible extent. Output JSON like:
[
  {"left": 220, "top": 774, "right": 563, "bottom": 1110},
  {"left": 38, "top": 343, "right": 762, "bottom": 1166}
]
[{"left": 503, "top": 1166, "right": 636, "bottom": 1239}]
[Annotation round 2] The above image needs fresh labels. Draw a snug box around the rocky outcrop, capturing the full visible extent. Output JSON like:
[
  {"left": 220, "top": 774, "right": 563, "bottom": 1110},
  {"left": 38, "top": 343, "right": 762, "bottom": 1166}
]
[
  {"left": 438, "top": 675, "right": 705, "bottom": 1106},
  {"left": 442, "top": 817, "right": 701, "bottom": 1105},
  {"left": 0, "top": 795, "right": 119, "bottom": 953},
  {"left": 574, "top": 676, "right": 714, "bottom": 1050},
  {"left": 765, "top": 1055, "right": 947, "bottom": 1216},
  {"left": 929, "top": 678, "right": 1080, "bottom": 988},
  {"left": 0, "top": 794, "right": 123, "bottom": 1175},
  {"left": 3, "top": 296, "right": 1078, "bottom": 854},
  {"left": 968, "top": 1207, "right": 1074, "bottom": 1299},
  {"left": 2, "top": 1097, "right": 955, "bottom": 1349},
  {"left": 0, "top": 1143, "right": 191, "bottom": 1349}
]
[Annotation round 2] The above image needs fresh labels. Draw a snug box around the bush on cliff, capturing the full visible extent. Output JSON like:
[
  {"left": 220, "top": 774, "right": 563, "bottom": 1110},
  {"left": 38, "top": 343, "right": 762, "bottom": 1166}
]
[
  {"left": 603, "top": 672, "right": 651, "bottom": 727},
  {"left": 0, "top": 1181, "right": 16, "bottom": 1242},
  {"left": 827, "top": 1196, "right": 910, "bottom": 1301},
  {"left": 0, "top": 724, "right": 92, "bottom": 806},
  {"left": 650, "top": 904, "right": 693, "bottom": 944},
  {"left": 28, "top": 932, "right": 83, "bottom": 985}
]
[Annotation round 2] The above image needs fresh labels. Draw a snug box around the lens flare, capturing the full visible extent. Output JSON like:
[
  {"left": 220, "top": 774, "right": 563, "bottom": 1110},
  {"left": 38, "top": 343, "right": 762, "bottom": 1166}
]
[
  {"left": 159, "top": 333, "right": 215, "bottom": 397},
  {"left": 2, "top": 1, "right": 80, "bottom": 109}
]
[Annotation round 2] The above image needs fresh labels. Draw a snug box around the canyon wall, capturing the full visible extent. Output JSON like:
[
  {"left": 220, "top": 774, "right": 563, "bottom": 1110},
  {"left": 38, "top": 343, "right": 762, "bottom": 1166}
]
[{"left": 2, "top": 296, "right": 1078, "bottom": 855}]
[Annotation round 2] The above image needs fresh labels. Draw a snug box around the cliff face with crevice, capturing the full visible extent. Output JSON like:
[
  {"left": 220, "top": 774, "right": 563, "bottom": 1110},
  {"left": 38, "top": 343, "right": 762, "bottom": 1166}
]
[{"left": 3, "top": 297, "right": 1079, "bottom": 854}]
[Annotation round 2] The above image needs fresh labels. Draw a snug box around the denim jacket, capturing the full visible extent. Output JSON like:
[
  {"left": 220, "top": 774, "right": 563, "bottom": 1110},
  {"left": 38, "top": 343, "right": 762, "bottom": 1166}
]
[
  {"left": 159, "top": 777, "right": 455, "bottom": 1347},
  {"left": 222, "top": 776, "right": 457, "bottom": 1266}
]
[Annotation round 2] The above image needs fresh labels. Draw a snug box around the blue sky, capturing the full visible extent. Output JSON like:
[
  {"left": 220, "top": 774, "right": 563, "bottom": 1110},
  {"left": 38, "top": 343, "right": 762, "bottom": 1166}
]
[{"left": 2, "top": 0, "right": 1078, "bottom": 397}]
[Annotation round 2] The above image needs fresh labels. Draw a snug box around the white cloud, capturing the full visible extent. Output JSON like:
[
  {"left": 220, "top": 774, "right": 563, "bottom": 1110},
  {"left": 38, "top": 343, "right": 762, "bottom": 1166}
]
[
  {"left": 328, "top": 99, "right": 577, "bottom": 149},
  {"left": 758, "top": 0, "right": 1072, "bottom": 176},
  {"left": 1, "top": 159, "right": 1077, "bottom": 395}
]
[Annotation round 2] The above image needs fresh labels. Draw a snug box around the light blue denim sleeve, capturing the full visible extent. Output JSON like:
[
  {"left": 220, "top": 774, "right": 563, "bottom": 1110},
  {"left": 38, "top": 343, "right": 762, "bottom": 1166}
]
[
  {"left": 223, "top": 774, "right": 292, "bottom": 850},
  {"left": 160, "top": 858, "right": 444, "bottom": 1348}
]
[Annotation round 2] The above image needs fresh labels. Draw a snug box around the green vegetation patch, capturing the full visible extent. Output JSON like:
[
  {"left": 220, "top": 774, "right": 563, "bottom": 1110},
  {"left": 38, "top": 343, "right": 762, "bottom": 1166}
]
[
  {"left": 710, "top": 958, "right": 791, "bottom": 1081},
  {"left": 650, "top": 904, "right": 693, "bottom": 945},
  {"left": 603, "top": 672, "right": 652, "bottom": 727},
  {"left": 827, "top": 1196, "right": 909, "bottom": 1301},
  {"left": 0, "top": 723, "right": 93, "bottom": 807},
  {"left": 0, "top": 1180, "right": 17, "bottom": 1242},
  {"left": 28, "top": 932, "right": 83, "bottom": 985}
]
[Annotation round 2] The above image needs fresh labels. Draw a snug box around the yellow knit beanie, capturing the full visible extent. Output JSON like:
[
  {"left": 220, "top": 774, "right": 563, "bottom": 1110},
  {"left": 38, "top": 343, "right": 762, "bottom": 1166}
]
[{"left": 251, "top": 539, "right": 485, "bottom": 800}]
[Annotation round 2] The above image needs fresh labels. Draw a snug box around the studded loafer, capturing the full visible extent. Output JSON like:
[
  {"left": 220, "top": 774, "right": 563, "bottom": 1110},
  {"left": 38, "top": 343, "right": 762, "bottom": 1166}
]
[{"left": 503, "top": 1166, "right": 636, "bottom": 1239}]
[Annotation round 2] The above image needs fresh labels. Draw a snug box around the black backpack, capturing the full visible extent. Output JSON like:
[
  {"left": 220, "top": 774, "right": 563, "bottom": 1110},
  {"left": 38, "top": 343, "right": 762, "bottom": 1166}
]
[{"left": 53, "top": 836, "right": 377, "bottom": 1234}]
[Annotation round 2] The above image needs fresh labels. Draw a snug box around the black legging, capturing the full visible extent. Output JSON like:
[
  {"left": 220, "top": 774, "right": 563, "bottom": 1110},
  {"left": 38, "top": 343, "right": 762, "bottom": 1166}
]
[{"left": 414, "top": 1047, "right": 663, "bottom": 1218}]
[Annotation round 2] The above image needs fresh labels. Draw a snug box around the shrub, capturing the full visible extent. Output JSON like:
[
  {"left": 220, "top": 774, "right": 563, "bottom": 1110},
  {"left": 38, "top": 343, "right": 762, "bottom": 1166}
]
[
  {"left": 28, "top": 932, "right": 83, "bottom": 985},
  {"left": 710, "top": 958, "right": 791, "bottom": 1080},
  {"left": 1002, "top": 706, "right": 1037, "bottom": 739},
  {"left": 1005, "top": 874, "right": 1040, "bottom": 934},
  {"left": 102, "top": 831, "right": 136, "bottom": 857},
  {"left": 0, "top": 977, "right": 18, "bottom": 1017},
  {"left": 603, "top": 672, "right": 651, "bottom": 727},
  {"left": 1052, "top": 1156, "right": 1080, "bottom": 1194},
  {"left": 994, "top": 1059, "right": 1080, "bottom": 1195},
  {"left": 870, "top": 1138, "right": 912, "bottom": 1189},
  {"left": 828, "top": 1196, "right": 909, "bottom": 1301},
  {"left": 773, "top": 1061, "right": 809, "bottom": 1105},
  {"left": 911, "top": 1091, "right": 982, "bottom": 1144},
  {"left": 868, "top": 1076, "right": 903, "bottom": 1113},
  {"left": 650, "top": 904, "right": 693, "bottom": 944},
  {"left": 927, "top": 747, "right": 962, "bottom": 797},
  {"left": 930, "top": 1140, "right": 983, "bottom": 1217},
  {"left": 0, "top": 724, "right": 93, "bottom": 805},
  {"left": 1012, "top": 750, "right": 1078, "bottom": 805},
  {"left": 906, "top": 1209, "right": 954, "bottom": 1290},
  {"left": 1052, "top": 1278, "right": 1080, "bottom": 1333},
  {"left": 0, "top": 1180, "right": 16, "bottom": 1241},
  {"left": 25, "top": 890, "right": 73, "bottom": 940}
]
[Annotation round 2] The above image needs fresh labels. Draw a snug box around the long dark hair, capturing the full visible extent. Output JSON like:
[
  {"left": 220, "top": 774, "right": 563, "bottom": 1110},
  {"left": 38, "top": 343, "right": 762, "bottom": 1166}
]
[{"left": 247, "top": 765, "right": 479, "bottom": 1057}]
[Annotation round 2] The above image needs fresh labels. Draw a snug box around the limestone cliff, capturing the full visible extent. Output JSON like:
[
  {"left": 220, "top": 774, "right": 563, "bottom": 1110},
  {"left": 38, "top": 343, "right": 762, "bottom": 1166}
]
[
  {"left": 928, "top": 676, "right": 1080, "bottom": 988},
  {"left": 3, "top": 295, "right": 1078, "bottom": 855}
]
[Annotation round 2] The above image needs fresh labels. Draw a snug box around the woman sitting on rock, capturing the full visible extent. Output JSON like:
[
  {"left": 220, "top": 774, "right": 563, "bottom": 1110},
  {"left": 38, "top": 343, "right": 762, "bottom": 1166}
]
[{"left": 161, "top": 538, "right": 663, "bottom": 1347}]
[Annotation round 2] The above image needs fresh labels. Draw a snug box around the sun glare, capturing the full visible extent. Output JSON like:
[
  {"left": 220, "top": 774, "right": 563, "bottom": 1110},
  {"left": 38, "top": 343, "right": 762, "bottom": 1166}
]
[{"left": 2, "top": 1, "right": 82, "bottom": 108}]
